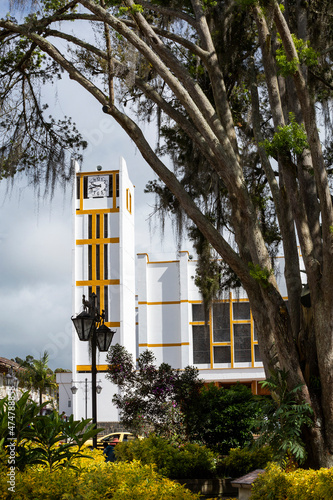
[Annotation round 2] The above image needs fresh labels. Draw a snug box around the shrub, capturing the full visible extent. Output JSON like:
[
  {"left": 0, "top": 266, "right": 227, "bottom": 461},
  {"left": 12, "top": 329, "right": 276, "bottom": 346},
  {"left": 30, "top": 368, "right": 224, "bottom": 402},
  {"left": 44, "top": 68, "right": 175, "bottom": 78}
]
[
  {"left": 218, "top": 446, "right": 273, "bottom": 478},
  {"left": 0, "top": 452, "right": 200, "bottom": 500},
  {"left": 190, "top": 383, "right": 261, "bottom": 454},
  {"left": 114, "top": 434, "right": 218, "bottom": 479},
  {"left": 251, "top": 463, "right": 333, "bottom": 500}
]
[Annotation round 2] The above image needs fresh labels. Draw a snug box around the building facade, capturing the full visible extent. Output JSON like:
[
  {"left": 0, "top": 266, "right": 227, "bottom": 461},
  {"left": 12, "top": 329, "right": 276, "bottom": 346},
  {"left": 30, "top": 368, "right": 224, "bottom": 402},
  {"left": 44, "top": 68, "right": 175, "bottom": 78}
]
[
  {"left": 72, "top": 158, "right": 287, "bottom": 423},
  {"left": 137, "top": 252, "right": 286, "bottom": 395},
  {"left": 72, "top": 158, "right": 136, "bottom": 422}
]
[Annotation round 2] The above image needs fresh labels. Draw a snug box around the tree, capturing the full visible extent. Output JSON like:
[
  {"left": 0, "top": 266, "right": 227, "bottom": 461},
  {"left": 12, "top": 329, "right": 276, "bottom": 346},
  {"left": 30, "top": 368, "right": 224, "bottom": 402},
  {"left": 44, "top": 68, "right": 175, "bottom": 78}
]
[
  {"left": 189, "top": 383, "right": 260, "bottom": 454},
  {"left": 17, "top": 351, "right": 56, "bottom": 410},
  {"left": 106, "top": 344, "right": 203, "bottom": 439},
  {"left": 1, "top": 0, "right": 333, "bottom": 467}
]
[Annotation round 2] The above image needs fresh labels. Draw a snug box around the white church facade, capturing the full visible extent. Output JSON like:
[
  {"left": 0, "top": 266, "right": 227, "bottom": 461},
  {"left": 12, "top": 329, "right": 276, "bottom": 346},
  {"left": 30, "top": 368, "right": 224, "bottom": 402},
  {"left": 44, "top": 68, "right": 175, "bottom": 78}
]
[{"left": 70, "top": 158, "right": 287, "bottom": 423}]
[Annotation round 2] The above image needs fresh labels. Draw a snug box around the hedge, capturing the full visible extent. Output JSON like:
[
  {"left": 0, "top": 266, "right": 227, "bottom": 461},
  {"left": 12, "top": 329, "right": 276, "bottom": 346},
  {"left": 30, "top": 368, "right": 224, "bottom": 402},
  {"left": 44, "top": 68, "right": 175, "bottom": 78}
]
[
  {"left": 0, "top": 451, "right": 200, "bottom": 500},
  {"left": 251, "top": 463, "right": 333, "bottom": 499}
]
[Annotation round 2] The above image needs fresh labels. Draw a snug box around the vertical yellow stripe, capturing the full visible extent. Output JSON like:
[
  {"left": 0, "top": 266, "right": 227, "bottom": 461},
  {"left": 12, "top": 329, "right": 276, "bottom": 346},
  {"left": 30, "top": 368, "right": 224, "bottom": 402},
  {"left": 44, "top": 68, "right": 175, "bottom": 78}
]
[
  {"left": 80, "top": 176, "right": 84, "bottom": 211},
  {"left": 251, "top": 310, "right": 255, "bottom": 367},
  {"left": 209, "top": 306, "right": 213, "bottom": 369},
  {"left": 112, "top": 173, "right": 116, "bottom": 209},
  {"left": 92, "top": 245, "right": 96, "bottom": 281},
  {"left": 229, "top": 292, "right": 234, "bottom": 368}
]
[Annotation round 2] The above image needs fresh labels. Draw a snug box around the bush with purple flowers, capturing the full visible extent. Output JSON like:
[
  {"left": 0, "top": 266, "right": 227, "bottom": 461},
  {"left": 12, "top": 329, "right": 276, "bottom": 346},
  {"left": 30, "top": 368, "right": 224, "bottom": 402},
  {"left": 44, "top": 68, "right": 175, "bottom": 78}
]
[{"left": 106, "top": 345, "right": 202, "bottom": 440}]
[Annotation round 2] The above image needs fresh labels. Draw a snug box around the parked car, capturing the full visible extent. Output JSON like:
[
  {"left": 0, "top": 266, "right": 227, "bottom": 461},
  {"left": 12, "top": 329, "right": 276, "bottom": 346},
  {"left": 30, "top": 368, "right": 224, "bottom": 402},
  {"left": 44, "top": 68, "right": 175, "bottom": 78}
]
[{"left": 85, "top": 431, "right": 141, "bottom": 449}]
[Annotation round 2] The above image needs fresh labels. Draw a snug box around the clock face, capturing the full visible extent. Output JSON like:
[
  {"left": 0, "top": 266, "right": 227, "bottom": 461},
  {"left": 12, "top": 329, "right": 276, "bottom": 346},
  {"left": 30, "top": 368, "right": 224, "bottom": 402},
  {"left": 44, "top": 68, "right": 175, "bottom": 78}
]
[{"left": 87, "top": 175, "right": 109, "bottom": 198}]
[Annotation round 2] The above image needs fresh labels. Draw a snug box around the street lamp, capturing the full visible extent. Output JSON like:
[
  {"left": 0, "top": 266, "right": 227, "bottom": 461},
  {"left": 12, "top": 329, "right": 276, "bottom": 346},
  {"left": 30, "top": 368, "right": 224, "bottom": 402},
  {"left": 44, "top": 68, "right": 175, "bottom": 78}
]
[
  {"left": 71, "top": 378, "right": 103, "bottom": 420},
  {"left": 71, "top": 293, "right": 115, "bottom": 448},
  {"left": 5, "top": 367, "right": 18, "bottom": 389}
]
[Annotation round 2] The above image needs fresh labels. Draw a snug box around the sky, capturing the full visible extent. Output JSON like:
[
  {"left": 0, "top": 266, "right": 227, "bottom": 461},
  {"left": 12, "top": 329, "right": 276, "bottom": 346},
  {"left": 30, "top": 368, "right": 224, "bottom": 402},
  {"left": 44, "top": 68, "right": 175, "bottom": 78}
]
[{"left": 0, "top": 3, "right": 192, "bottom": 370}]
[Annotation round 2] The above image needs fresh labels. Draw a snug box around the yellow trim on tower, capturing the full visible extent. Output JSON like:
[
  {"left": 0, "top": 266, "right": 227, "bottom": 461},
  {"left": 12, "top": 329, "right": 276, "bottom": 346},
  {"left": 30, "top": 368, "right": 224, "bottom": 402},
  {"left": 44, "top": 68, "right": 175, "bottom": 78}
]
[
  {"left": 76, "top": 279, "right": 120, "bottom": 286},
  {"left": 76, "top": 170, "right": 119, "bottom": 176},
  {"left": 77, "top": 364, "right": 109, "bottom": 372},
  {"left": 139, "top": 342, "right": 190, "bottom": 347},
  {"left": 76, "top": 237, "right": 119, "bottom": 245}
]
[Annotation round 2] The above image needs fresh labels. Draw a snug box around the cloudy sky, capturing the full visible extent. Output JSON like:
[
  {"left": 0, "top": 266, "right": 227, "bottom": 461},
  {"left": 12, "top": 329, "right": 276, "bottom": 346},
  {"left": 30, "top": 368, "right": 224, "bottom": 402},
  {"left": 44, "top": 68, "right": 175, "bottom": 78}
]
[{"left": 0, "top": 4, "right": 191, "bottom": 370}]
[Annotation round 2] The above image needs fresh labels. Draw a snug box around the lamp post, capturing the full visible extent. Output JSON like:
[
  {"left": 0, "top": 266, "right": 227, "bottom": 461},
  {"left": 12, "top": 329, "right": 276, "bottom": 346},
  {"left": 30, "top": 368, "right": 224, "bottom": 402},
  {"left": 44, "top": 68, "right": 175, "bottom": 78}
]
[
  {"left": 5, "top": 367, "right": 18, "bottom": 400},
  {"left": 71, "top": 292, "right": 115, "bottom": 448},
  {"left": 70, "top": 378, "right": 103, "bottom": 420}
]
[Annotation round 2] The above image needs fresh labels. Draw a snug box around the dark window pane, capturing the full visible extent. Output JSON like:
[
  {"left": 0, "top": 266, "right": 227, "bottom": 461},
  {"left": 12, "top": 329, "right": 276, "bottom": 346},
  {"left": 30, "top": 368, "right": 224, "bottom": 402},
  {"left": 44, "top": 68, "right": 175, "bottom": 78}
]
[
  {"left": 96, "top": 214, "right": 100, "bottom": 238},
  {"left": 192, "top": 304, "right": 205, "bottom": 322},
  {"left": 88, "top": 245, "right": 92, "bottom": 280},
  {"left": 109, "top": 175, "right": 113, "bottom": 198},
  {"left": 192, "top": 325, "right": 210, "bottom": 364},
  {"left": 83, "top": 176, "right": 88, "bottom": 199},
  {"left": 104, "top": 214, "right": 108, "bottom": 238},
  {"left": 96, "top": 245, "right": 100, "bottom": 280},
  {"left": 88, "top": 215, "right": 92, "bottom": 240},
  {"left": 214, "top": 346, "right": 231, "bottom": 364},
  {"left": 104, "top": 286, "right": 109, "bottom": 322},
  {"left": 116, "top": 174, "right": 119, "bottom": 197},
  {"left": 104, "top": 244, "right": 108, "bottom": 279},
  {"left": 253, "top": 324, "right": 257, "bottom": 341},
  {"left": 234, "top": 323, "right": 251, "bottom": 362},
  {"left": 233, "top": 301, "right": 250, "bottom": 320},
  {"left": 76, "top": 177, "right": 80, "bottom": 199},
  {"left": 213, "top": 303, "right": 230, "bottom": 342},
  {"left": 254, "top": 344, "right": 262, "bottom": 362}
]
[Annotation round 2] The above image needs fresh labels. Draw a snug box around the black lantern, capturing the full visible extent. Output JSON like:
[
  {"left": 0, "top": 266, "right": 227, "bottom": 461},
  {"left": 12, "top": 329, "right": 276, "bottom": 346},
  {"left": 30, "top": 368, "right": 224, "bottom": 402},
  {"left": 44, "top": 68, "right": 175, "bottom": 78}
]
[
  {"left": 71, "top": 311, "right": 95, "bottom": 341},
  {"left": 96, "top": 324, "right": 116, "bottom": 352},
  {"left": 71, "top": 294, "right": 116, "bottom": 448}
]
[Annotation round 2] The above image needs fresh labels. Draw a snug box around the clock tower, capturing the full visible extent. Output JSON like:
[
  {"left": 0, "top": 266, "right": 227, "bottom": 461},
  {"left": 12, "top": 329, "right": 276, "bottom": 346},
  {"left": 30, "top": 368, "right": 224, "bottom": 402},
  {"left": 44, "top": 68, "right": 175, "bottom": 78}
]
[{"left": 72, "top": 157, "right": 136, "bottom": 423}]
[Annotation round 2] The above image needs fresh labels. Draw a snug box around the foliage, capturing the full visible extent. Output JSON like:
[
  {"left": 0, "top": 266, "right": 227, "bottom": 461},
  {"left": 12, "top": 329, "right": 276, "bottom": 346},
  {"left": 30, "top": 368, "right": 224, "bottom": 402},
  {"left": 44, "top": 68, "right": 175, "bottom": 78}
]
[
  {"left": 106, "top": 344, "right": 203, "bottom": 439},
  {"left": 262, "top": 113, "right": 309, "bottom": 160},
  {"left": 114, "top": 434, "right": 218, "bottom": 480},
  {"left": 218, "top": 445, "right": 273, "bottom": 478},
  {"left": 16, "top": 352, "right": 56, "bottom": 409},
  {"left": 1, "top": 0, "right": 333, "bottom": 468},
  {"left": 276, "top": 34, "right": 319, "bottom": 77},
  {"left": 0, "top": 451, "right": 200, "bottom": 499},
  {"left": 251, "top": 462, "right": 333, "bottom": 500},
  {"left": 0, "top": 392, "right": 99, "bottom": 472},
  {"left": 254, "top": 368, "right": 314, "bottom": 465},
  {"left": 186, "top": 383, "right": 261, "bottom": 454}
]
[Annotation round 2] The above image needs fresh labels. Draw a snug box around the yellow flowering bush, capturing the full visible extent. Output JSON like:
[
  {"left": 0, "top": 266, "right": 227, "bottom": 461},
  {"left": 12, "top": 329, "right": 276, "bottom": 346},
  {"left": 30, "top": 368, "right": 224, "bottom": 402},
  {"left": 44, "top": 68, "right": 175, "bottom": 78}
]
[
  {"left": 251, "top": 463, "right": 333, "bottom": 499},
  {"left": 0, "top": 449, "right": 200, "bottom": 500}
]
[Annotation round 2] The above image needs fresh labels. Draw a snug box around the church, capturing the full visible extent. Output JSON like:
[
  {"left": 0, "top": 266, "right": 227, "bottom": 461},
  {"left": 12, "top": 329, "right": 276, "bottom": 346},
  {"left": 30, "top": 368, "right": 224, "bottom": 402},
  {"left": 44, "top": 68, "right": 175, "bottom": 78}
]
[{"left": 68, "top": 158, "right": 287, "bottom": 424}]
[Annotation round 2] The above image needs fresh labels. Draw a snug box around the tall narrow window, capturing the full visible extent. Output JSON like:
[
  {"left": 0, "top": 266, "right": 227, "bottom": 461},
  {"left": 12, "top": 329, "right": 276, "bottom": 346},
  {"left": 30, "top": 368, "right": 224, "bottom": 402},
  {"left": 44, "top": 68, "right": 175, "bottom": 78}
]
[
  {"left": 116, "top": 173, "right": 119, "bottom": 197},
  {"left": 96, "top": 214, "right": 100, "bottom": 239},
  {"left": 109, "top": 175, "right": 113, "bottom": 198},
  {"left": 213, "top": 303, "right": 230, "bottom": 342},
  {"left": 104, "top": 244, "right": 108, "bottom": 279},
  {"left": 192, "top": 325, "right": 210, "bottom": 364},
  {"left": 96, "top": 245, "right": 100, "bottom": 280},
  {"left": 234, "top": 324, "right": 251, "bottom": 362},
  {"left": 83, "top": 176, "right": 88, "bottom": 198},
  {"left": 104, "top": 286, "right": 109, "bottom": 322},
  {"left": 76, "top": 177, "right": 80, "bottom": 199},
  {"left": 104, "top": 214, "right": 108, "bottom": 238},
  {"left": 88, "top": 215, "right": 92, "bottom": 239},
  {"left": 88, "top": 245, "right": 92, "bottom": 280}
]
